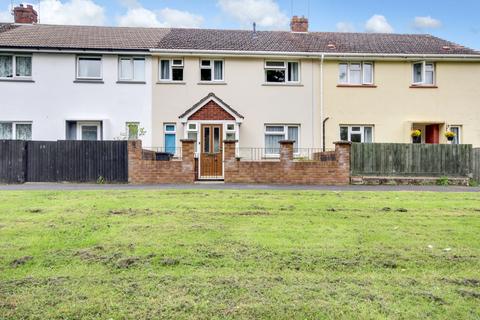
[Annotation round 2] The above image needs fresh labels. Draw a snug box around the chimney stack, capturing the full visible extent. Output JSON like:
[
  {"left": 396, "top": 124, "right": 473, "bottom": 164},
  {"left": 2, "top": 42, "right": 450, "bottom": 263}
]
[
  {"left": 14, "top": 4, "right": 38, "bottom": 24},
  {"left": 290, "top": 16, "right": 308, "bottom": 33}
]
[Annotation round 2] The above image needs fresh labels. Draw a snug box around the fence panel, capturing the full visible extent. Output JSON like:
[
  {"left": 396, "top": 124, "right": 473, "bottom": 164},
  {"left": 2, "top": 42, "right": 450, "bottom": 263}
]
[
  {"left": 473, "top": 148, "right": 480, "bottom": 183},
  {"left": 0, "top": 140, "right": 26, "bottom": 183},
  {"left": 26, "top": 141, "right": 58, "bottom": 182},
  {"left": 351, "top": 143, "right": 472, "bottom": 177}
]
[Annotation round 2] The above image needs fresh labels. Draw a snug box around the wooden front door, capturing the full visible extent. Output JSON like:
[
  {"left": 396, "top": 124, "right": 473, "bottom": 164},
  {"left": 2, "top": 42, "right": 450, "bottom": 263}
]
[
  {"left": 200, "top": 124, "right": 223, "bottom": 179},
  {"left": 425, "top": 124, "right": 440, "bottom": 144}
]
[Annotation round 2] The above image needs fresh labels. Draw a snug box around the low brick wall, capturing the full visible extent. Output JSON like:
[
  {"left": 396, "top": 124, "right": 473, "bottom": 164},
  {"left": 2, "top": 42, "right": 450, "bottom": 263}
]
[
  {"left": 128, "top": 140, "right": 195, "bottom": 184},
  {"left": 224, "top": 140, "right": 351, "bottom": 185}
]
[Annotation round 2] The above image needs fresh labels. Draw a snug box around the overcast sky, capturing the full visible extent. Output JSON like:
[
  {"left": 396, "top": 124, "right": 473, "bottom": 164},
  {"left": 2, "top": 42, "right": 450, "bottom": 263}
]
[{"left": 1, "top": 0, "right": 479, "bottom": 49}]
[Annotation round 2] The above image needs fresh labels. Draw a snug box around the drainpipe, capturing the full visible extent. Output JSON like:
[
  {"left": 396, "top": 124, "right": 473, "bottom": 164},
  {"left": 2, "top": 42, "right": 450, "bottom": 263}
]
[
  {"left": 320, "top": 53, "right": 325, "bottom": 150},
  {"left": 323, "top": 117, "right": 330, "bottom": 152}
]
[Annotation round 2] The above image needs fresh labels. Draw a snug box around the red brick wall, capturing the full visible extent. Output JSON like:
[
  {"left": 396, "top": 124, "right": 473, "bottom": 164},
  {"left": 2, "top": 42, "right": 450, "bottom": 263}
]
[
  {"left": 224, "top": 140, "right": 351, "bottom": 185},
  {"left": 189, "top": 100, "right": 235, "bottom": 120},
  {"left": 128, "top": 140, "right": 196, "bottom": 184}
]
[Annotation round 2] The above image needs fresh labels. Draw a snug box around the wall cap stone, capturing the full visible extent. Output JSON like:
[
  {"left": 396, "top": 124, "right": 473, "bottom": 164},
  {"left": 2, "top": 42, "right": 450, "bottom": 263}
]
[
  {"left": 224, "top": 139, "right": 238, "bottom": 143},
  {"left": 334, "top": 141, "right": 352, "bottom": 145},
  {"left": 180, "top": 139, "right": 196, "bottom": 143},
  {"left": 279, "top": 140, "right": 295, "bottom": 144}
]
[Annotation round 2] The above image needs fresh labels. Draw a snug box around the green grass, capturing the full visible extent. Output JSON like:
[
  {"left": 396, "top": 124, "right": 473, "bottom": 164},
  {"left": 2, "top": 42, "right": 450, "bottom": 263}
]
[{"left": 0, "top": 190, "right": 479, "bottom": 319}]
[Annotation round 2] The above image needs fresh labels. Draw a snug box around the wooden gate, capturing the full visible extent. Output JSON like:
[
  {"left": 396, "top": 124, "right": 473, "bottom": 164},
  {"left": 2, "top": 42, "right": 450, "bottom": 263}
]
[{"left": 199, "top": 124, "right": 223, "bottom": 179}]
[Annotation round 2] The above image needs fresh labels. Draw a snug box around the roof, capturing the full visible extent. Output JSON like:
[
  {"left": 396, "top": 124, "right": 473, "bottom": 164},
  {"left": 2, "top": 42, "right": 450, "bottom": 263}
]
[
  {"left": 179, "top": 92, "right": 244, "bottom": 121},
  {"left": 0, "top": 23, "right": 478, "bottom": 56}
]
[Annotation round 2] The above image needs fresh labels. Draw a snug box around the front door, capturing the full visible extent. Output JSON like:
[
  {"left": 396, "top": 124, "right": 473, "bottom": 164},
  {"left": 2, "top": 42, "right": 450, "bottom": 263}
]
[
  {"left": 200, "top": 124, "right": 223, "bottom": 179},
  {"left": 425, "top": 124, "right": 440, "bottom": 144}
]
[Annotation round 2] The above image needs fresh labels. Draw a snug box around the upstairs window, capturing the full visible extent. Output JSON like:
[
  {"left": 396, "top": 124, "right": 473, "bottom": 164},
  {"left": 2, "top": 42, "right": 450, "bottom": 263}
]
[
  {"left": 159, "top": 59, "right": 184, "bottom": 81},
  {"left": 340, "top": 125, "right": 373, "bottom": 143},
  {"left": 119, "top": 57, "right": 145, "bottom": 81},
  {"left": 412, "top": 62, "right": 435, "bottom": 85},
  {"left": 338, "top": 62, "right": 373, "bottom": 85},
  {"left": 0, "top": 122, "right": 32, "bottom": 140},
  {"left": 77, "top": 56, "right": 102, "bottom": 80},
  {"left": 200, "top": 59, "right": 223, "bottom": 82},
  {"left": 0, "top": 54, "right": 32, "bottom": 79},
  {"left": 265, "top": 61, "right": 299, "bottom": 83}
]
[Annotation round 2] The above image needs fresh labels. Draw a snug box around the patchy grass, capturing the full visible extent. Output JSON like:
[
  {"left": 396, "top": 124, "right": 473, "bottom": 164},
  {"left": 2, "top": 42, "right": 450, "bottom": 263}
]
[{"left": 0, "top": 190, "right": 479, "bottom": 319}]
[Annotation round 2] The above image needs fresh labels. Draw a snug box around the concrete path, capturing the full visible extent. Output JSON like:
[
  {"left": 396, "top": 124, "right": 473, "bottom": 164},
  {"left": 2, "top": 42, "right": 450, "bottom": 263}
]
[{"left": 0, "top": 183, "right": 479, "bottom": 192}]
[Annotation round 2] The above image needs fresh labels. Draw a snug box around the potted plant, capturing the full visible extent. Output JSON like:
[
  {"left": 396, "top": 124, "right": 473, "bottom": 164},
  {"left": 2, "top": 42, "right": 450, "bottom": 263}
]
[
  {"left": 444, "top": 131, "right": 456, "bottom": 141},
  {"left": 411, "top": 129, "right": 422, "bottom": 143}
]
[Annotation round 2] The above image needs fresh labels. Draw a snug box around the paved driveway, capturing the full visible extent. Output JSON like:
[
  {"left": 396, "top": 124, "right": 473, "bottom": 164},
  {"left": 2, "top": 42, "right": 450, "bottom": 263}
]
[{"left": 0, "top": 183, "right": 479, "bottom": 192}]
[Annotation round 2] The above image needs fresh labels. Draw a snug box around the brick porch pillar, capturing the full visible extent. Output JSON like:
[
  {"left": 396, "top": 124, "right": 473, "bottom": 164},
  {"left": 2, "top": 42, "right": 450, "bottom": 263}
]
[
  {"left": 334, "top": 141, "right": 352, "bottom": 184},
  {"left": 180, "top": 139, "right": 196, "bottom": 181},
  {"left": 279, "top": 140, "right": 294, "bottom": 163},
  {"left": 223, "top": 139, "right": 238, "bottom": 182},
  {"left": 127, "top": 140, "right": 142, "bottom": 183}
]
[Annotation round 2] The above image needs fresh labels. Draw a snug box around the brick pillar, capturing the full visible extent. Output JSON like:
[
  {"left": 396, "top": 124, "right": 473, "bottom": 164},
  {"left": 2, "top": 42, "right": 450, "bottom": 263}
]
[
  {"left": 279, "top": 140, "right": 294, "bottom": 163},
  {"left": 127, "top": 140, "right": 142, "bottom": 183},
  {"left": 223, "top": 139, "right": 238, "bottom": 182},
  {"left": 334, "top": 141, "right": 352, "bottom": 184},
  {"left": 180, "top": 139, "right": 196, "bottom": 181}
]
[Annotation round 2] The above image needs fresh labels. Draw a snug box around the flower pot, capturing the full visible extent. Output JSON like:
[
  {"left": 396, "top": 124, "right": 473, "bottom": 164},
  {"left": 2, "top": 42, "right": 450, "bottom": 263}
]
[{"left": 447, "top": 136, "right": 454, "bottom": 141}]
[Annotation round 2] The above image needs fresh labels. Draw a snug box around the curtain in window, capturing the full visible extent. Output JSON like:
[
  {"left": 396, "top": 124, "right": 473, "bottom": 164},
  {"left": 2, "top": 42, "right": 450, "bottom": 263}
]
[
  {"left": 133, "top": 58, "right": 145, "bottom": 81},
  {"left": 363, "top": 127, "right": 373, "bottom": 143},
  {"left": 16, "top": 57, "right": 32, "bottom": 77},
  {"left": 160, "top": 60, "right": 170, "bottom": 80},
  {"left": 288, "top": 62, "right": 299, "bottom": 82},
  {"left": 363, "top": 64, "right": 373, "bottom": 84},
  {"left": 120, "top": 58, "right": 133, "bottom": 80},
  {"left": 425, "top": 64, "right": 434, "bottom": 85},
  {"left": 0, "top": 56, "right": 13, "bottom": 78},
  {"left": 265, "top": 134, "right": 282, "bottom": 154},
  {"left": 349, "top": 63, "right": 362, "bottom": 84},
  {"left": 338, "top": 64, "right": 348, "bottom": 83},
  {"left": 413, "top": 63, "right": 423, "bottom": 83},
  {"left": 214, "top": 61, "right": 223, "bottom": 80},
  {"left": 78, "top": 58, "right": 101, "bottom": 78},
  {"left": 288, "top": 126, "right": 299, "bottom": 151},
  {"left": 15, "top": 124, "right": 32, "bottom": 140},
  {"left": 0, "top": 123, "right": 13, "bottom": 139}
]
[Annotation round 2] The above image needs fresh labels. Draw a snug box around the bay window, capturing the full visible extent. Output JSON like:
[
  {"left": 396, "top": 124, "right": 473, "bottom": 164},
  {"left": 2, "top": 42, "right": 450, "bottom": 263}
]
[
  {"left": 265, "top": 61, "right": 299, "bottom": 83},
  {"left": 412, "top": 62, "right": 435, "bottom": 85},
  {"left": 119, "top": 57, "right": 145, "bottom": 81},
  {"left": 200, "top": 59, "right": 223, "bottom": 82},
  {"left": 0, "top": 54, "right": 32, "bottom": 79},
  {"left": 338, "top": 62, "right": 374, "bottom": 85},
  {"left": 0, "top": 122, "right": 32, "bottom": 140},
  {"left": 160, "top": 59, "right": 184, "bottom": 81},
  {"left": 77, "top": 56, "right": 102, "bottom": 80},
  {"left": 340, "top": 125, "right": 373, "bottom": 143},
  {"left": 264, "top": 124, "right": 299, "bottom": 155}
]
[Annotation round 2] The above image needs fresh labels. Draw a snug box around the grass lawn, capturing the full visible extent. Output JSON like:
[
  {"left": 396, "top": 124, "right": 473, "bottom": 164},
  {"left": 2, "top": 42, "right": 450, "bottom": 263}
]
[{"left": 0, "top": 190, "right": 479, "bottom": 319}]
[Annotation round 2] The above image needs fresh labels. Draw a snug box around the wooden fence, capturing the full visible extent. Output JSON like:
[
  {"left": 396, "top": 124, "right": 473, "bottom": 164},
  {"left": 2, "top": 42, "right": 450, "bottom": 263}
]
[
  {"left": 351, "top": 143, "right": 473, "bottom": 177},
  {"left": 473, "top": 148, "right": 480, "bottom": 183},
  {"left": 0, "top": 140, "right": 128, "bottom": 184}
]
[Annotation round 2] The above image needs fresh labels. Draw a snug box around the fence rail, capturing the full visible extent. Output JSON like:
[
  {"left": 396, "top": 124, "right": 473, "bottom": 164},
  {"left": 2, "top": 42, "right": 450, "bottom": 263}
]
[
  {"left": 0, "top": 140, "right": 128, "bottom": 184},
  {"left": 236, "top": 148, "right": 335, "bottom": 161},
  {"left": 351, "top": 143, "right": 472, "bottom": 177}
]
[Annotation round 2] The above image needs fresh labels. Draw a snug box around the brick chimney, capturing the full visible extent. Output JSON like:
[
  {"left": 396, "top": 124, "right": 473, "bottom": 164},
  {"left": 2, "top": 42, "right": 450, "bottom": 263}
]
[
  {"left": 14, "top": 4, "right": 38, "bottom": 24},
  {"left": 290, "top": 16, "right": 308, "bottom": 33}
]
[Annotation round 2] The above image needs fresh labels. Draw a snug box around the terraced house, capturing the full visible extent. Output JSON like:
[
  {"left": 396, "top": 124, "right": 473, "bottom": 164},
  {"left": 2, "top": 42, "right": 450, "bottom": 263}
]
[{"left": 1, "top": 5, "right": 480, "bottom": 179}]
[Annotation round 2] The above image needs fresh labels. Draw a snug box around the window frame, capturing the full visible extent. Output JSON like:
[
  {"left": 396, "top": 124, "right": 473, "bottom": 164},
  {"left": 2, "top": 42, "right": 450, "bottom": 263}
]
[
  {"left": 338, "top": 62, "right": 374, "bottom": 85},
  {"left": 159, "top": 58, "right": 184, "bottom": 82},
  {"left": 412, "top": 61, "right": 435, "bottom": 86},
  {"left": 76, "top": 121, "right": 101, "bottom": 141},
  {"left": 264, "top": 124, "right": 300, "bottom": 156},
  {"left": 449, "top": 125, "right": 462, "bottom": 145},
  {"left": 199, "top": 59, "right": 224, "bottom": 82},
  {"left": 126, "top": 122, "right": 140, "bottom": 140},
  {"left": 76, "top": 55, "right": 103, "bottom": 80},
  {"left": 118, "top": 56, "right": 145, "bottom": 82},
  {"left": 0, "top": 121, "right": 33, "bottom": 140},
  {"left": 0, "top": 53, "right": 33, "bottom": 79},
  {"left": 264, "top": 60, "right": 300, "bottom": 84},
  {"left": 339, "top": 125, "right": 374, "bottom": 143}
]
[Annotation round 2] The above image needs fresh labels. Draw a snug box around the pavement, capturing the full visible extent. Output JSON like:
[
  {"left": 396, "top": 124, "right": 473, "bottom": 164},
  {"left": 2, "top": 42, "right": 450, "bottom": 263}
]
[{"left": 0, "top": 183, "right": 479, "bottom": 192}]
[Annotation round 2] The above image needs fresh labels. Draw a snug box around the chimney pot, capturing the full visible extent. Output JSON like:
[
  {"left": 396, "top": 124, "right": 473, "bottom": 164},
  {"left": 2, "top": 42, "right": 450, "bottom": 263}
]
[
  {"left": 14, "top": 4, "right": 38, "bottom": 24},
  {"left": 290, "top": 16, "right": 308, "bottom": 33}
]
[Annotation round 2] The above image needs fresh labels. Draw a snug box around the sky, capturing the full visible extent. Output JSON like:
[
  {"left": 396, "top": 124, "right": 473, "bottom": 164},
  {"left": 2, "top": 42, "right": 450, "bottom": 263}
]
[{"left": 0, "top": 0, "right": 479, "bottom": 49}]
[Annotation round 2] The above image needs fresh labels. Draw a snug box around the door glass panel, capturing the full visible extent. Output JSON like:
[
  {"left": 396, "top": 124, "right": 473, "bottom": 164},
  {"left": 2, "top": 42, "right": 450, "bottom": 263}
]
[
  {"left": 81, "top": 126, "right": 98, "bottom": 141},
  {"left": 203, "top": 127, "right": 210, "bottom": 153},
  {"left": 213, "top": 127, "right": 220, "bottom": 153}
]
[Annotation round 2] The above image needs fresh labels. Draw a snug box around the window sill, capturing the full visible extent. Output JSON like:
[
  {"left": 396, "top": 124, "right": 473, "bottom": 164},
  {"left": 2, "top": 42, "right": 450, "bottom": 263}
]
[
  {"left": 0, "top": 78, "right": 34, "bottom": 83},
  {"left": 157, "top": 81, "right": 186, "bottom": 85},
  {"left": 409, "top": 85, "right": 438, "bottom": 89},
  {"left": 337, "top": 84, "right": 377, "bottom": 88},
  {"left": 116, "top": 80, "right": 146, "bottom": 84},
  {"left": 197, "top": 81, "right": 227, "bottom": 85},
  {"left": 74, "top": 79, "right": 104, "bottom": 84},
  {"left": 262, "top": 83, "right": 304, "bottom": 87}
]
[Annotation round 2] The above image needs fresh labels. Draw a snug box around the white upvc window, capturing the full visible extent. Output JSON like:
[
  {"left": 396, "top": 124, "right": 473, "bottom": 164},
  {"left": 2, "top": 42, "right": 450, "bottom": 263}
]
[
  {"left": 119, "top": 57, "right": 145, "bottom": 81},
  {"left": 126, "top": 122, "right": 140, "bottom": 140},
  {"left": 0, "top": 121, "right": 32, "bottom": 140},
  {"left": 412, "top": 61, "right": 435, "bottom": 85},
  {"left": 77, "top": 121, "right": 101, "bottom": 141},
  {"left": 200, "top": 59, "right": 224, "bottom": 82},
  {"left": 159, "top": 58, "right": 184, "bottom": 81},
  {"left": 340, "top": 125, "right": 374, "bottom": 143},
  {"left": 264, "top": 124, "right": 299, "bottom": 155},
  {"left": 264, "top": 61, "right": 300, "bottom": 83},
  {"left": 226, "top": 123, "right": 236, "bottom": 140},
  {"left": 449, "top": 125, "right": 462, "bottom": 145},
  {"left": 186, "top": 122, "right": 199, "bottom": 153},
  {"left": 338, "top": 62, "right": 374, "bottom": 85},
  {"left": 77, "top": 56, "right": 102, "bottom": 80},
  {"left": 0, "top": 54, "right": 32, "bottom": 79}
]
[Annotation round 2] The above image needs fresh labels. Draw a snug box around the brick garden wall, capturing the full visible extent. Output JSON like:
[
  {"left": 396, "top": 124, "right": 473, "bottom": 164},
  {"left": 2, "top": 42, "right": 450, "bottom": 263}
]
[
  {"left": 128, "top": 140, "right": 196, "bottom": 184},
  {"left": 223, "top": 140, "right": 351, "bottom": 185}
]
